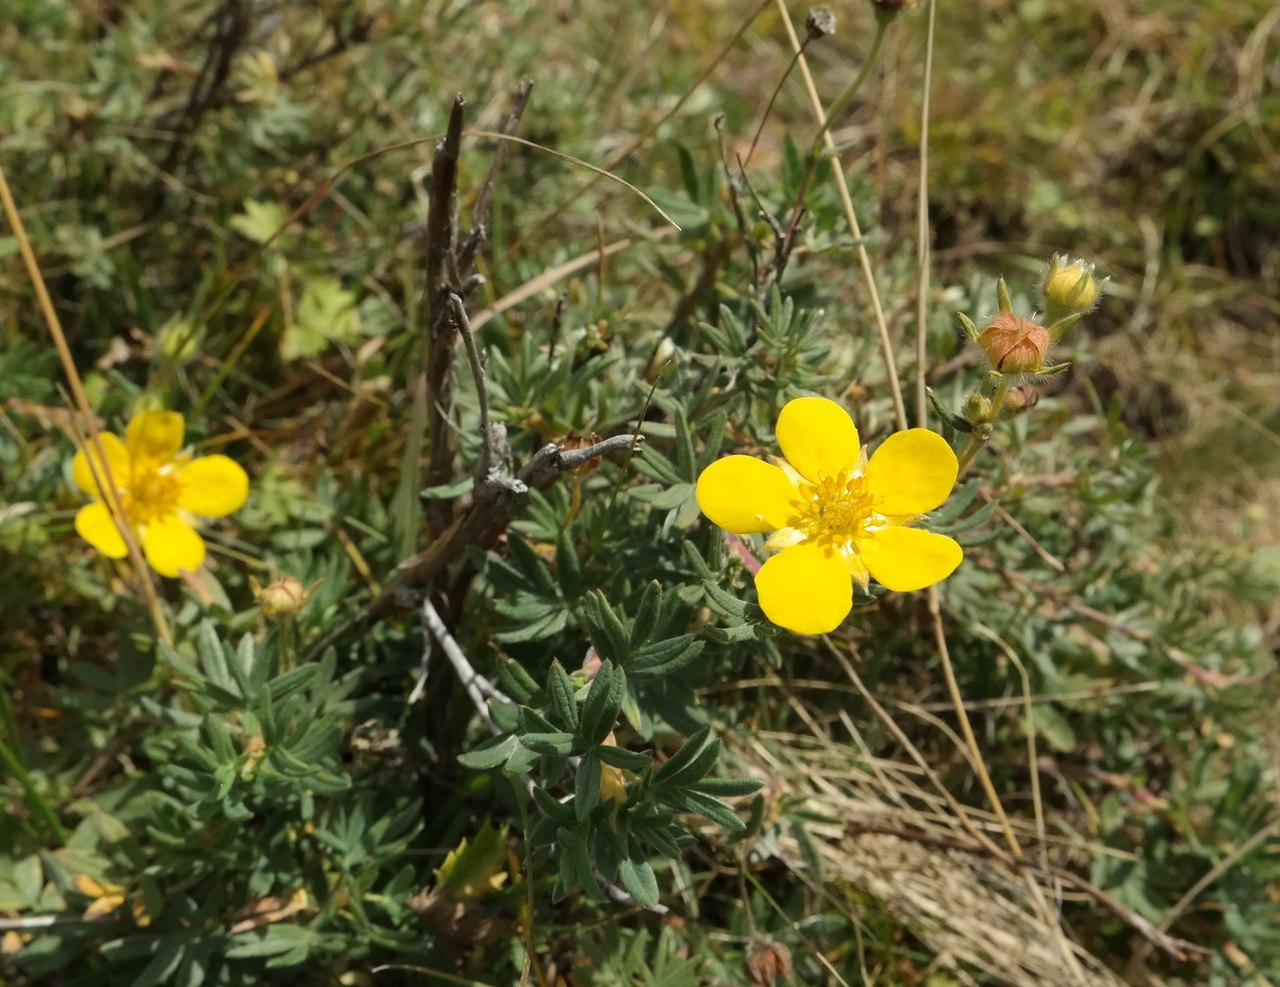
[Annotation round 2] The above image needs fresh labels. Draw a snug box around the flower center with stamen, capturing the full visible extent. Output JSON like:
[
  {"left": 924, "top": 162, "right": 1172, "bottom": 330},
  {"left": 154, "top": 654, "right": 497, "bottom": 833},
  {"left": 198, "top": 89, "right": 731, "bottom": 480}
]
[
  {"left": 123, "top": 462, "right": 182, "bottom": 526},
  {"left": 790, "top": 471, "right": 878, "bottom": 547}
]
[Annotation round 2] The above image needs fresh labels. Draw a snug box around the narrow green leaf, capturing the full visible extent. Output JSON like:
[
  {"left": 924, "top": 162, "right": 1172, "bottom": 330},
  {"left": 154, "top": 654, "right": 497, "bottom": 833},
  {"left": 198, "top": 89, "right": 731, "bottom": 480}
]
[
  {"left": 509, "top": 536, "right": 558, "bottom": 596},
  {"left": 196, "top": 621, "right": 237, "bottom": 697},
  {"left": 617, "top": 852, "right": 660, "bottom": 909},
  {"left": 576, "top": 754, "right": 601, "bottom": 820},
  {"left": 702, "top": 580, "right": 747, "bottom": 619},
  {"left": 518, "top": 706, "right": 558, "bottom": 734},
  {"left": 596, "top": 745, "right": 652, "bottom": 771},
  {"left": 547, "top": 660, "right": 579, "bottom": 731},
  {"left": 555, "top": 527, "right": 585, "bottom": 600},
  {"left": 490, "top": 701, "right": 521, "bottom": 733},
  {"left": 582, "top": 591, "right": 630, "bottom": 662},
  {"left": 457, "top": 734, "right": 519, "bottom": 770},
  {"left": 494, "top": 657, "right": 541, "bottom": 704},
  {"left": 520, "top": 732, "right": 577, "bottom": 757},
  {"left": 653, "top": 726, "right": 711, "bottom": 786},
  {"left": 629, "top": 580, "right": 662, "bottom": 650},
  {"left": 531, "top": 785, "right": 575, "bottom": 823},
  {"left": 628, "top": 637, "right": 704, "bottom": 680},
  {"left": 674, "top": 404, "right": 696, "bottom": 480},
  {"left": 657, "top": 789, "right": 745, "bottom": 831},
  {"left": 690, "top": 776, "right": 764, "bottom": 797},
  {"left": 562, "top": 829, "right": 605, "bottom": 900},
  {"left": 657, "top": 738, "right": 720, "bottom": 788},
  {"left": 580, "top": 661, "right": 625, "bottom": 745}
]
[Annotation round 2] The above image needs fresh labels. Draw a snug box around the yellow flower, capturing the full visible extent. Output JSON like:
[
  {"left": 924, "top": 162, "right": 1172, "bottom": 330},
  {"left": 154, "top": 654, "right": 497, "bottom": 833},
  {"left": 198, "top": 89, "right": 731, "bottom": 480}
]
[
  {"left": 71, "top": 411, "right": 249, "bottom": 577},
  {"left": 695, "top": 397, "right": 963, "bottom": 635}
]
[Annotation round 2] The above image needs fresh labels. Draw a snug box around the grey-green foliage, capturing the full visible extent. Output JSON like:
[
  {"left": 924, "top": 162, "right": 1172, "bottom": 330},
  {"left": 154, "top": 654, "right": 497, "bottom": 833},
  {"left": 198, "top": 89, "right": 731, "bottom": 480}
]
[{"left": 460, "top": 618, "right": 761, "bottom": 908}]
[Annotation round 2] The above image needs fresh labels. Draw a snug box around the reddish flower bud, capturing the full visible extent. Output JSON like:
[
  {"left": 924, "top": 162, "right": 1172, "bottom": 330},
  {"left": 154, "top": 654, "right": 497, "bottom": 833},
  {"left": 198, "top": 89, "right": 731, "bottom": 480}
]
[{"left": 977, "top": 313, "right": 1050, "bottom": 373}]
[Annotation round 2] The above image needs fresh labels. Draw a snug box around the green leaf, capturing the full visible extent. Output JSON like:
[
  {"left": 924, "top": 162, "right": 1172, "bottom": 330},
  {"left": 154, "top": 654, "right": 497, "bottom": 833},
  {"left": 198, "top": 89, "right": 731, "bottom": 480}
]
[
  {"left": 653, "top": 726, "right": 711, "bottom": 786},
  {"left": 518, "top": 706, "right": 558, "bottom": 734},
  {"left": 597, "top": 745, "right": 652, "bottom": 771},
  {"left": 509, "top": 536, "right": 558, "bottom": 596},
  {"left": 561, "top": 830, "right": 605, "bottom": 900},
  {"left": 225, "top": 924, "right": 311, "bottom": 960},
  {"left": 281, "top": 278, "right": 361, "bottom": 360},
  {"left": 458, "top": 734, "right": 519, "bottom": 770},
  {"left": 531, "top": 785, "right": 576, "bottom": 824},
  {"left": 657, "top": 738, "right": 720, "bottom": 788},
  {"left": 629, "top": 580, "right": 662, "bottom": 650},
  {"left": 576, "top": 754, "right": 601, "bottom": 820},
  {"left": 657, "top": 789, "right": 745, "bottom": 831},
  {"left": 195, "top": 621, "right": 239, "bottom": 698},
  {"left": 547, "top": 660, "right": 579, "bottom": 731},
  {"left": 618, "top": 851, "right": 660, "bottom": 909},
  {"left": 583, "top": 591, "right": 629, "bottom": 662},
  {"left": 580, "top": 661, "right": 626, "bottom": 746},
  {"left": 496, "top": 607, "right": 570, "bottom": 644},
  {"left": 628, "top": 636, "right": 704, "bottom": 680},
  {"left": 494, "top": 657, "right": 542, "bottom": 704},
  {"left": 520, "top": 732, "right": 577, "bottom": 757},
  {"left": 132, "top": 936, "right": 185, "bottom": 987},
  {"left": 419, "top": 476, "right": 474, "bottom": 499},
  {"left": 490, "top": 701, "right": 521, "bottom": 733},
  {"left": 228, "top": 198, "right": 288, "bottom": 244},
  {"left": 674, "top": 404, "right": 696, "bottom": 480},
  {"left": 632, "top": 819, "right": 684, "bottom": 859},
  {"left": 503, "top": 742, "right": 540, "bottom": 774},
  {"left": 702, "top": 580, "right": 747, "bottom": 619},
  {"left": 555, "top": 527, "right": 585, "bottom": 600},
  {"left": 690, "top": 776, "right": 763, "bottom": 797}
]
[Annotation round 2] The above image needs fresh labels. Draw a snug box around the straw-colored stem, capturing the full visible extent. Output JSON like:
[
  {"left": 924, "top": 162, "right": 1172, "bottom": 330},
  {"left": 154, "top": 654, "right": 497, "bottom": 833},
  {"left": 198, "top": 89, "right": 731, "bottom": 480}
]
[
  {"left": 907, "top": 0, "right": 1022, "bottom": 862},
  {"left": 0, "top": 163, "right": 172, "bottom": 646},
  {"left": 775, "top": 0, "right": 907, "bottom": 431}
]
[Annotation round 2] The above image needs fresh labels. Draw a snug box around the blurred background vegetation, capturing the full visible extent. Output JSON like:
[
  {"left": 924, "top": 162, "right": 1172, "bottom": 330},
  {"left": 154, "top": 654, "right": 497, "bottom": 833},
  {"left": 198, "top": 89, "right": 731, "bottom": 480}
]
[{"left": 1, "top": 0, "right": 1277, "bottom": 984}]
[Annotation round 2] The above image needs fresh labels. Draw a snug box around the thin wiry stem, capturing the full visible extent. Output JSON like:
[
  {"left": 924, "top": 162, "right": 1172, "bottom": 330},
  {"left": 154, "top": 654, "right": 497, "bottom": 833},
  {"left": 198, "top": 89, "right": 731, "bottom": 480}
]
[
  {"left": 0, "top": 163, "right": 172, "bottom": 646},
  {"left": 774, "top": 0, "right": 907, "bottom": 431}
]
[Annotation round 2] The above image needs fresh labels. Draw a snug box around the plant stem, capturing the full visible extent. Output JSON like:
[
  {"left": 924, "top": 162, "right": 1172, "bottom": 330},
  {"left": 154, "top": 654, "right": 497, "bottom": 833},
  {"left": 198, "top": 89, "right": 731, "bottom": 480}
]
[
  {"left": 955, "top": 375, "right": 1012, "bottom": 476},
  {"left": 0, "top": 163, "right": 172, "bottom": 647},
  {"left": 776, "top": 1, "right": 907, "bottom": 430},
  {"left": 0, "top": 693, "right": 69, "bottom": 845}
]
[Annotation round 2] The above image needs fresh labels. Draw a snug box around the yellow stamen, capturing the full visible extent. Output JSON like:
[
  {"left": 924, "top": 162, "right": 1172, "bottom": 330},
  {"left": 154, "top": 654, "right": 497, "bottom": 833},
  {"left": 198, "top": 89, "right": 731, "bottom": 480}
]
[{"left": 788, "top": 470, "right": 879, "bottom": 547}]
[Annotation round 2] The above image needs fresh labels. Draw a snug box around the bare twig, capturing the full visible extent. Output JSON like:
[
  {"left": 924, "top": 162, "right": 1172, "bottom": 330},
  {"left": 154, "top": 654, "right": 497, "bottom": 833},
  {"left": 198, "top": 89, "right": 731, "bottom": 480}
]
[
  {"left": 459, "top": 80, "right": 534, "bottom": 271},
  {"left": 421, "top": 597, "right": 512, "bottom": 733},
  {"left": 304, "top": 432, "right": 643, "bottom": 662},
  {"left": 422, "top": 95, "right": 468, "bottom": 536}
]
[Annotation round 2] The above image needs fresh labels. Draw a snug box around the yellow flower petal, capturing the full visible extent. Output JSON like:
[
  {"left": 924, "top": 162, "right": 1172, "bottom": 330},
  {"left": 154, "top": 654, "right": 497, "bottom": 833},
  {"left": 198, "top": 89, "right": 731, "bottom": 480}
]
[
  {"left": 125, "top": 411, "right": 185, "bottom": 462},
  {"left": 776, "top": 397, "right": 859, "bottom": 482},
  {"left": 82, "top": 892, "right": 126, "bottom": 921},
  {"left": 861, "top": 526, "right": 962, "bottom": 592},
  {"left": 71, "top": 432, "right": 130, "bottom": 498},
  {"left": 696, "top": 456, "right": 798, "bottom": 534},
  {"left": 864, "top": 429, "right": 958, "bottom": 515},
  {"left": 142, "top": 515, "right": 206, "bottom": 577},
  {"left": 74, "top": 502, "right": 130, "bottom": 559},
  {"left": 755, "top": 542, "right": 853, "bottom": 635},
  {"left": 177, "top": 455, "right": 249, "bottom": 517}
]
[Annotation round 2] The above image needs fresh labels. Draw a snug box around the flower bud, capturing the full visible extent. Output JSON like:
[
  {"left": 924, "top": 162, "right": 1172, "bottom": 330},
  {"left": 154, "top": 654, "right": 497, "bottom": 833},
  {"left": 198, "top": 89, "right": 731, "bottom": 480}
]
[
  {"left": 252, "top": 575, "right": 314, "bottom": 615},
  {"left": 869, "top": 0, "right": 916, "bottom": 21},
  {"left": 1041, "top": 255, "right": 1102, "bottom": 323},
  {"left": 976, "top": 312, "right": 1050, "bottom": 373},
  {"left": 963, "top": 392, "right": 994, "bottom": 425},
  {"left": 1003, "top": 385, "right": 1041, "bottom": 415},
  {"left": 599, "top": 733, "right": 629, "bottom": 804}
]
